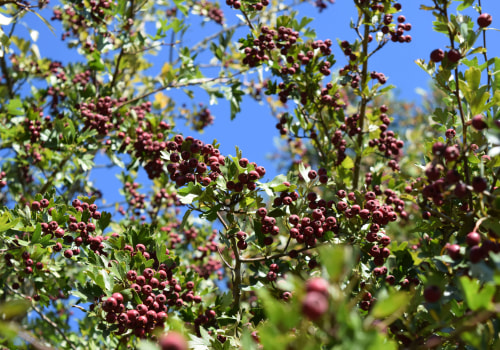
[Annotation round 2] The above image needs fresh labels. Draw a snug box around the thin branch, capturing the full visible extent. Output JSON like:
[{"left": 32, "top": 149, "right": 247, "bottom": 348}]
[
  {"left": 217, "top": 211, "right": 241, "bottom": 311},
  {"left": 39, "top": 153, "right": 72, "bottom": 194},
  {"left": 352, "top": 16, "right": 371, "bottom": 190},
  {"left": 422, "top": 204, "right": 459, "bottom": 226},
  {"left": 217, "top": 246, "right": 234, "bottom": 270},
  {"left": 6, "top": 286, "right": 77, "bottom": 350},
  {"left": 116, "top": 70, "right": 247, "bottom": 108},
  {"left": 240, "top": 241, "right": 330, "bottom": 263}
]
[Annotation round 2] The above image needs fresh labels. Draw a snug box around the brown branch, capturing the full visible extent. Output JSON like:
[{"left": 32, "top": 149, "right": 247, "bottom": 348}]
[
  {"left": 352, "top": 17, "right": 371, "bottom": 190},
  {"left": 216, "top": 211, "right": 241, "bottom": 311},
  {"left": 6, "top": 286, "right": 77, "bottom": 350},
  {"left": 115, "top": 70, "right": 247, "bottom": 108},
  {"left": 240, "top": 241, "right": 330, "bottom": 263},
  {"left": 39, "top": 153, "right": 72, "bottom": 194}
]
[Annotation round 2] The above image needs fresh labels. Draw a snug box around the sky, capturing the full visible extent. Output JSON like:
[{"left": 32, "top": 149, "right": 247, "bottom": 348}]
[
  {"left": 8, "top": 0, "right": 500, "bottom": 335},
  {"left": 12, "top": 0, "right": 500, "bottom": 207}
]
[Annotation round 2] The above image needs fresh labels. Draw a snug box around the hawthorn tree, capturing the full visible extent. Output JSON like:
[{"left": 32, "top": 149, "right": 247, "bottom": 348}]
[{"left": 0, "top": 0, "right": 499, "bottom": 349}]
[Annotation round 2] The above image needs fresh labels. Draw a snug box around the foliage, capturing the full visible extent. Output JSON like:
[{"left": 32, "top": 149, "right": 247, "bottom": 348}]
[{"left": 0, "top": 0, "right": 499, "bottom": 349}]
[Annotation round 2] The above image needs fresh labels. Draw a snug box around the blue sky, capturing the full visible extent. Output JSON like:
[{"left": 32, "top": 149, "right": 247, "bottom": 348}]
[{"left": 13, "top": 0, "right": 500, "bottom": 208}]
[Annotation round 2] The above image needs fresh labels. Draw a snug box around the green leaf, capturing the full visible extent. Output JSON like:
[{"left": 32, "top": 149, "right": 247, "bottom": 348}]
[
  {"left": 460, "top": 277, "right": 495, "bottom": 311},
  {"left": 298, "top": 162, "right": 310, "bottom": 183},
  {"left": 371, "top": 291, "right": 411, "bottom": 318},
  {"left": 6, "top": 99, "right": 24, "bottom": 116},
  {"left": 0, "top": 299, "right": 30, "bottom": 320},
  {"left": 318, "top": 245, "right": 355, "bottom": 282}
]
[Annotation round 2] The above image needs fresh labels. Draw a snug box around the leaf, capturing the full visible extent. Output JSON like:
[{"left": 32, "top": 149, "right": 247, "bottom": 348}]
[
  {"left": 31, "top": 224, "right": 42, "bottom": 244},
  {"left": 6, "top": 99, "right": 24, "bottom": 116},
  {"left": 464, "top": 66, "right": 481, "bottom": 91},
  {"left": 298, "top": 162, "right": 310, "bottom": 183},
  {"left": 371, "top": 291, "right": 410, "bottom": 318},
  {"left": 459, "top": 277, "right": 495, "bottom": 311},
  {"left": 318, "top": 245, "right": 355, "bottom": 282},
  {"left": 341, "top": 156, "right": 354, "bottom": 169},
  {"left": 28, "top": 10, "right": 56, "bottom": 36},
  {"left": 179, "top": 209, "right": 192, "bottom": 230},
  {"left": 137, "top": 340, "right": 158, "bottom": 350}
]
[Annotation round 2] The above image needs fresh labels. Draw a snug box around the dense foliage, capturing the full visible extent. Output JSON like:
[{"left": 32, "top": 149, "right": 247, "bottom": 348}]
[{"left": 0, "top": 0, "right": 499, "bottom": 349}]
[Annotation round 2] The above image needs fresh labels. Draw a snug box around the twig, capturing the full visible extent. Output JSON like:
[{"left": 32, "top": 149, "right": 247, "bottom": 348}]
[
  {"left": 6, "top": 286, "right": 77, "bottom": 350},
  {"left": 423, "top": 205, "right": 459, "bottom": 226},
  {"left": 217, "top": 246, "right": 234, "bottom": 270},
  {"left": 216, "top": 211, "right": 242, "bottom": 311},
  {"left": 115, "top": 70, "right": 247, "bottom": 108},
  {"left": 240, "top": 241, "right": 330, "bottom": 263}
]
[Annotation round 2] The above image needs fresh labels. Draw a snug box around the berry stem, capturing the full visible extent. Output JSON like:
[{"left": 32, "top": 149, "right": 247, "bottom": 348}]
[
  {"left": 216, "top": 211, "right": 241, "bottom": 312},
  {"left": 352, "top": 19, "right": 371, "bottom": 190}
]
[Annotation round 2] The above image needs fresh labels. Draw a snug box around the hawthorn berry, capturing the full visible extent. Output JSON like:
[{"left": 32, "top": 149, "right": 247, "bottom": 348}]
[
  {"left": 159, "top": 331, "right": 188, "bottom": 350},
  {"left": 466, "top": 231, "right": 481, "bottom": 246},
  {"left": 477, "top": 13, "right": 492, "bottom": 28},
  {"left": 447, "top": 49, "right": 461, "bottom": 63},
  {"left": 306, "top": 277, "right": 329, "bottom": 297},
  {"left": 423, "top": 285, "right": 441, "bottom": 303},
  {"left": 471, "top": 115, "right": 487, "bottom": 130},
  {"left": 430, "top": 49, "right": 445, "bottom": 63},
  {"left": 302, "top": 291, "right": 328, "bottom": 320}
]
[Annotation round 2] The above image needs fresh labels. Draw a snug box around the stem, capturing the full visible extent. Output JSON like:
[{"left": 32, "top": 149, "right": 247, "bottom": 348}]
[
  {"left": 240, "top": 241, "right": 330, "bottom": 263},
  {"left": 216, "top": 211, "right": 241, "bottom": 311},
  {"left": 477, "top": 0, "right": 491, "bottom": 91},
  {"left": 442, "top": 4, "right": 473, "bottom": 210},
  {"left": 6, "top": 286, "right": 77, "bottom": 350},
  {"left": 352, "top": 19, "right": 371, "bottom": 190},
  {"left": 116, "top": 70, "right": 247, "bottom": 108},
  {"left": 0, "top": 55, "right": 14, "bottom": 99},
  {"left": 39, "top": 153, "right": 72, "bottom": 194}
]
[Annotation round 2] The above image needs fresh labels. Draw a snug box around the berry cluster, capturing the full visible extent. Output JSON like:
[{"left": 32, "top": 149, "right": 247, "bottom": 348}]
[
  {"left": 226, "top": 158, "right": 264, "bottom": 192},
  {"left": 302, "top": 277, "right": 329, "bottom": 320},
  {"left": 420, "top": 141, "right": 489, "bottom": 205},
  {"left": 226, "top": 0, "right": 269, "bottom": 11},
  {"left": 318, "top": 83, "right": 343, "bottom": 109},
  {"left": 287, "top": 198, "right": 338, "bottom": 248},
  {"left": 78, "top": 96, "right": 120, "bottom": 136},
  {"left": 71, "top": 70, "right": 92, "bottom": 87},
  {"left": 123, "top": 182, "right": 147, "bottom": 214},
  {"left": 382, "top": 14, "right": 412, "bottom": 43},
  {"left": 430, "top": 48, "right": 461, "bottom": 64},
  {"left": 192, "top": 106, "right": 215, "bottom": 131},
  {"left": 24, "top": 117, "right": 45, "bottom": 143},
  {"left": 197, "top": 1, "right": 224, "bottom": 25},
  {"left": 331, "top": 130, "right": 348, "bottom": 166},
  {"left": 0, "top": 171, "right": 6, "bottom": 188},
  {"left": 99, "top": 259, "right": 202, "bottom": 338}
]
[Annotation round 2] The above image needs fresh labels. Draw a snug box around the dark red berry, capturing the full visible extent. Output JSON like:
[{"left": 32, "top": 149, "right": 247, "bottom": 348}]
[
  {"left": 423, "top": 285, "right": 441, "bottom": 303},
  {"left": 477, "top": 13, "right": 492, "bottom": 28}
]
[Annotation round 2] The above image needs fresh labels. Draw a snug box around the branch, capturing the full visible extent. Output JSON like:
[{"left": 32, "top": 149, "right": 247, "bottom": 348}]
[
  {"left": 217, "top": 211, "right": 241, "bottom": 311},
  {"left": 6, "top": 286, "right": 77, "bottom": 350},
  {"left": 352, "top": 17, "right": 371, "bottom": 190},
  {"left": 115, "top": 70, "right": 247, "bottom": 108},
  {"left": 240, "top": 241, "right": 330, "bottom": 263}
]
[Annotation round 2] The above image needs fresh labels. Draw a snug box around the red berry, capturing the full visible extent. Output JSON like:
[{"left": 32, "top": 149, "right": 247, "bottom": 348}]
[
  {"left": 159, "top": 331, "right": 189, "bottom": 350},
  {"left": 305, "top": 277, "right": 329, "bottom": 297},
  {"left": 477, "top": 13, "right": 492, "bottom": 28},
  {"left": 302, "top": 291, "right": 328, "bottom": 320},
  {"left": 471, "top": 114, "right": 487, "bottom": 130},
  {"left": 423, "top": 285, "right": 441, "bottom": 303},
  {"left": 447, "top": 244, "right": 461, "bottom": 260},
  {"left": 466, "top": 232, "right": 481, "bottom": 246},
  {"left": 430, "top": 49, "right": 445, "bottom": 62},
  {"left": 447, "top": 49, "right": 461, "bottom": 63},
  {"left": 472, "top": 177, "right": 487, "bottom": 192}
]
